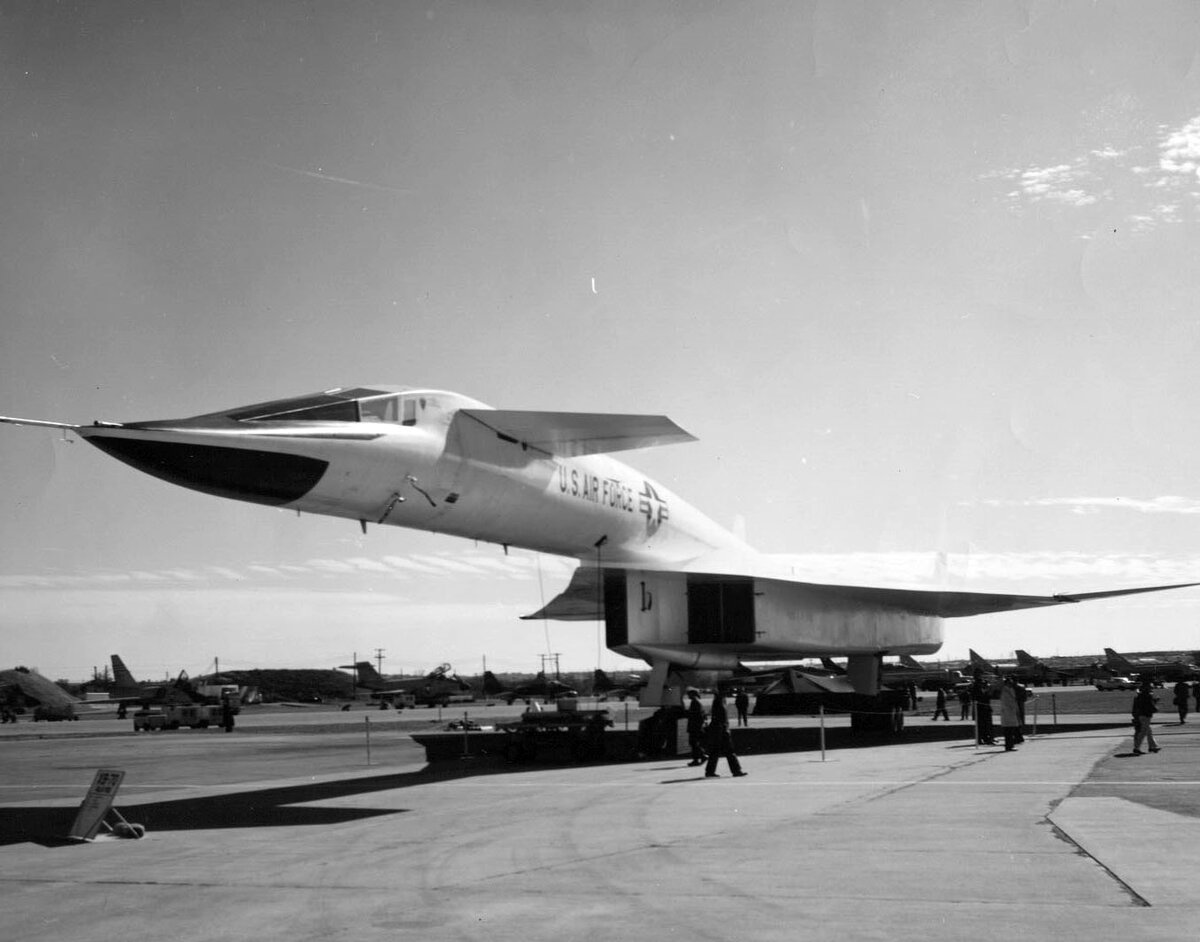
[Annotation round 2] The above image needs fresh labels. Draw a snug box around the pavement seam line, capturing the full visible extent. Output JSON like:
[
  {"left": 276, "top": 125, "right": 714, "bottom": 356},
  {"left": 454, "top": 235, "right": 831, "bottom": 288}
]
[{"left": 1043, "top": 812, "right": 1150, "bottom": 908}]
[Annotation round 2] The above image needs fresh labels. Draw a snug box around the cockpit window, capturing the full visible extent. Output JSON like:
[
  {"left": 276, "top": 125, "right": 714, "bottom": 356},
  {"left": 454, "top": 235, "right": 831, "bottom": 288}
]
[
  {"left": 360, "top": 395, "right": 400, "bottom": 423},
  {"left": 229, "top": 395, "right": 360, "bottom": 422},
  {"left": 227, "top": 388, "right": 413, "bottom": 425}
]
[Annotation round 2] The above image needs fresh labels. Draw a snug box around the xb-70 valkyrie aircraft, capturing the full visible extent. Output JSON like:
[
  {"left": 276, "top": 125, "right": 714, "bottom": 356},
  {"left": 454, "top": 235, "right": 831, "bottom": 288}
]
[{"left": 4, "top": 386, "right": 1195, "bottom": 706}]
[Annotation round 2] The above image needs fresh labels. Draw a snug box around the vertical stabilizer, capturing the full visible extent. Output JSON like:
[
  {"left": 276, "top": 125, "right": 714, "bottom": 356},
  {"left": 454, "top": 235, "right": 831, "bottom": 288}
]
[
  {"left": 354, "top": 661, "right": 383, "bottom": 689},
  {"left": 110, "top": 655, "right": 141, "bottom": 697},
  {"left": 482, "top": 671, "right": 508, "bottom": 697}
]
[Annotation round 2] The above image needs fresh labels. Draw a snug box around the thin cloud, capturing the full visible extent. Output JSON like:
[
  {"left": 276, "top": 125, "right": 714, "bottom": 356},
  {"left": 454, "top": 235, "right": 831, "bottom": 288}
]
[
  {"left": 162, "top": 569, "right": 203, "bottom": 582},
  {"left": 380, "top": 555, "right": 447, "bottom": 575},
  {"left": 305, "top": 558, "right": 357, "bottom": 575},
  {"left": 1158, "top": 116, "right": 1200, "bottom": 175},
  {"left": 976, "top": 495, "right": 1200, "bottom": 515},
  {"left": 411, "top": 554, "right": 491, "bottom": 575},
  {"left": 992, "top": 112, "right": 1200, "bottom": 233},
  {"left": 343, "top": 556, "right": 396, "bottom": 574},
  {"left": 3, "top": 548, "right": 1198, "bottom": 605},
  {"left": 780, "top": 551, "right": 1200, "bottom": 587}
]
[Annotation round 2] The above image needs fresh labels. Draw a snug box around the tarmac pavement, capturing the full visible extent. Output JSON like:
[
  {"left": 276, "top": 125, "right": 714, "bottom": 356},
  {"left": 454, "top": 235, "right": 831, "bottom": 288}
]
[{"left": 1, "top": 713, "right": 1197, "bottom": 941}]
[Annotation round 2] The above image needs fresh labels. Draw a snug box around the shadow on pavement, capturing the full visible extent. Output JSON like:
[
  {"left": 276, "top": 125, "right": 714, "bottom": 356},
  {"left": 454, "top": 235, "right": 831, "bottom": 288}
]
[
  {"left": 0, "top": 760, "right": 522, "bottom": 848},
  {"left": 1, "top": 718, "right": 1139, "bottom": 848}
]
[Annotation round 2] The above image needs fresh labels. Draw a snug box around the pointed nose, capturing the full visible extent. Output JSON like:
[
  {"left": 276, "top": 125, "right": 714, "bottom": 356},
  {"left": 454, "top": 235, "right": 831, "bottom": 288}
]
[{"left": 81, "top": 430, "right": 329, "bottom": 507}]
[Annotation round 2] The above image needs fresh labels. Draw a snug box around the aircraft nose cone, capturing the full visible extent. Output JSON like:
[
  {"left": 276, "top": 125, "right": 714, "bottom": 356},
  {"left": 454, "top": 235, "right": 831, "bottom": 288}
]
[{"left": 82, "top": 432, "right": 329, "bottom": 507}]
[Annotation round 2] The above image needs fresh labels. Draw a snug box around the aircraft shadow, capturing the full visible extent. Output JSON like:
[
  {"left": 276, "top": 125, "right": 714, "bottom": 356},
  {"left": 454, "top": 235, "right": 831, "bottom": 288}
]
[
  {"left": 0, "top": 761, "right": 528, "bottom": 849},
  {"left": 1, "top": 720, "right": 1137, "bottom": 847}
]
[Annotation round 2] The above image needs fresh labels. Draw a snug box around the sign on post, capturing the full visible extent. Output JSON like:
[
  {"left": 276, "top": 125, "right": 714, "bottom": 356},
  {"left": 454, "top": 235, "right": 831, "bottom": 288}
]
[{"left": 68, "top": 769, "right": 126, "bottom": 841}]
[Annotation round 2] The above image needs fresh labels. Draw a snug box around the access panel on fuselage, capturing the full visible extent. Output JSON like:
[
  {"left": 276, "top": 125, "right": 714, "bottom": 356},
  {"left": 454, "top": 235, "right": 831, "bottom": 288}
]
[
  {"left": 614, "top": 571, "right": 688, "bottom": 647},
  {"left": 606, "top": 570, "right": 756, "bottom": 649},
  {"left": 603, "top": 570, "right": 628, "bottom": 648},
  {"left": 686, "top": 575, "right": 756, "bottom": 645}
]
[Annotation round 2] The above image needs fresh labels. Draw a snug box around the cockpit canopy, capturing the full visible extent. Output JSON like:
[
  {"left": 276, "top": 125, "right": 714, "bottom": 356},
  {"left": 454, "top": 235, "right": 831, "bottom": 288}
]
[
  {"left": 229, "top": 387, "right": 422, "bottom": 425},
  {"left": 123, "top": 387, "right": 486, "bottom": 431}
]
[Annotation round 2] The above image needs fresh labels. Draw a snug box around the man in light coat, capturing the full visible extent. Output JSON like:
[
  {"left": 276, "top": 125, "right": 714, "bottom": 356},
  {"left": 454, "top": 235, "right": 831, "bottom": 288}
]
[{"left": 998, "top": 677, "right": 1021, "bottom": 752}]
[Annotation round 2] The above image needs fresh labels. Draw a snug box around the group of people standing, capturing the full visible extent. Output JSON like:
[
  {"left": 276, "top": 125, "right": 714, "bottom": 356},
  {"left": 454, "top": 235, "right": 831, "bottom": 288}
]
[
  {"left": 962, "top": 671, "right": 1196, "bottom": 757},
  {"left": 964, "top": 671, "right": 1029, "bottom": 751},
  {"left": 1130, "top": 677, "right": 1199, "bottom": 755}
]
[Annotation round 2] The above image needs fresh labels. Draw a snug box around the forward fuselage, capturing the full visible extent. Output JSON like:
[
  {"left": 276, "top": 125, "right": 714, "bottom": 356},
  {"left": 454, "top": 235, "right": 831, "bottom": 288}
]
[{"left": 77, "top": 388, "right": 744, "bottom": 566}]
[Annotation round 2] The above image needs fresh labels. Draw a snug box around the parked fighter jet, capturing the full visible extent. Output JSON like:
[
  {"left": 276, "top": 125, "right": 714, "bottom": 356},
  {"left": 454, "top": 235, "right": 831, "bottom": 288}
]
[
  {"left": 0, "top": 666, "right": 87, "bottom": 719},
  {"left": 822, "top": 654, "right": 963, "bottom": 691},
  {"left": 5, "top": 386, "right": 1197, "bottom": 706},
  {"left": 344, "top": 661, "right": 474, "bottom": 706},
  {"left": 106, "top": 655, "right": 197, "bottom": 705},
  {"left": 969, "top": 648, "right": 1094, "bottom": 686},
  {"left": 590, "top": 668, "right": 646, "bottom": 701},
  {"left": 1103, "top": 648, "right": 1199, "bottom": 685},
  {"left": 890, "top": 654, "right": 965, "bottom": 690},
  {"left": 1013, "top": 650, "right": 1097, "bottom": 685},
  {"left": 482, "top": 671, "right": 577, "bottom": 704}
]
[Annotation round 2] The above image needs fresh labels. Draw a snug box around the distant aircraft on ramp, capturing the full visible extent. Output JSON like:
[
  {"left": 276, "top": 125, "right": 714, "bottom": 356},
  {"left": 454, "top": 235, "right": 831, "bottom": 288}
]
[
  {"left": 5, "top": 386, "right": 1198, "bottom": 705},
  {"left": 591, "top": 668, "right": 646, "bottom": 701},
  {"left": 1103, "top": 647, "right": 1199, "bottom": 684},
  {"left": 344, "top": 661, "right": 474, "bottom": 706},
  {"left": 1013, "top": 649, "right": 1097, "bottom": 685},
  {"left": 482, "top": 671, "right": 577, "bottom": 704}
]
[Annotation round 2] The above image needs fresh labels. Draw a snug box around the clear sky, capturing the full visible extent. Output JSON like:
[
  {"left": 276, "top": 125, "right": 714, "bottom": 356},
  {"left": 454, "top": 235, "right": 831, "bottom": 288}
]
[{"left": 3, "top": 1, "right": 1200, "bottom": 682}]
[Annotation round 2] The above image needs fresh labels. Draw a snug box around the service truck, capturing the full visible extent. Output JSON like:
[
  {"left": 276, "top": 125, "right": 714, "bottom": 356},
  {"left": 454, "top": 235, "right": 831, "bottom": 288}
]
[{"left": 133, "top": 703, "right": 226, "bottom": 731}]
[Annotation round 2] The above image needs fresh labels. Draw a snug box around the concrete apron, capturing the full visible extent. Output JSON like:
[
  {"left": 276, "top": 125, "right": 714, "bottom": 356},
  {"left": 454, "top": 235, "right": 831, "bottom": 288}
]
[{"left": 2, "top": 724, "right": 1196, "bottom": 942}]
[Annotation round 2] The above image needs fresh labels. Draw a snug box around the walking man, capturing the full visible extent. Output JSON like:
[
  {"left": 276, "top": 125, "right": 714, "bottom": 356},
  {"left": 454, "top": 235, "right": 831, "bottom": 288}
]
[
  {"left": 734, "top": 688, "right": 750, "bottom": 727},
  {"left": 704, "top": 692, "right": 746, "bottom": 778},
  {"left": 1131, "top": 680, "right": 1160, "bottom": 755},
  {"left": 932, "top": 686, "right": 950, "bottom": 721}
]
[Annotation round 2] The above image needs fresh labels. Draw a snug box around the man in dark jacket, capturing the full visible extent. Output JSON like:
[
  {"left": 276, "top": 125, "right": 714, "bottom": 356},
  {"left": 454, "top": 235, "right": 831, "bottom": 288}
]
[
  {"left": 734, "top": 688, "right": 750, "bottom": 726},
  {"left": 932, "top": 686, "right": 949, "bottom": 721},
  {"left": 971, "top": 670, "right": 995, "bottom": 745},
  {"left": 1172, "top": 680, "right": 1190, "bottom": 724},
  {"left": 1132, "top": 680, "right": 1160, "bottom": 755},
  {"left": 704, "top": 693, "right": 746, "bottom": 778},
  {"left": 685, "top": 688, "right": 707, "bottom": 766}
]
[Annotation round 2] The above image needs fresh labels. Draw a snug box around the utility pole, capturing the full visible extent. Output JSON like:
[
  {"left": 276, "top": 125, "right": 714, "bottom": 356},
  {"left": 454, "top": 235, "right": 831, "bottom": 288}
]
[
  {"left": 374, "top": 648, "right": 385, "bottom": 676},
  {"left": 540, "top": 653, "right": 562, "bottom": 678}
]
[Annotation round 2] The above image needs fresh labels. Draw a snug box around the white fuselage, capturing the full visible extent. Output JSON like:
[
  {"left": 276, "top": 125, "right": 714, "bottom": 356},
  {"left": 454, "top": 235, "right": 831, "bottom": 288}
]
[{"left": 72, "top": 387, "right": 945, "bottom": 688}]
